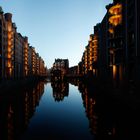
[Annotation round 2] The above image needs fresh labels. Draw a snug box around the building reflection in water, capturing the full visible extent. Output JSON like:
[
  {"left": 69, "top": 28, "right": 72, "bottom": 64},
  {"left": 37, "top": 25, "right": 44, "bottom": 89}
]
[
  {"left": 69, "top": 79, "right": 98, "bottom": 136},
  {"left": 0, "top": 78, "right": 139, "bottom": 140},
  {"left": 0, "top": 81, "right": 44, "bottom": 140},
  {"left": 76, "top": 78, "right": 140, "bottom": 140},
  {"left": 51, "top": 81, "right": 69, "bottom": 102}
]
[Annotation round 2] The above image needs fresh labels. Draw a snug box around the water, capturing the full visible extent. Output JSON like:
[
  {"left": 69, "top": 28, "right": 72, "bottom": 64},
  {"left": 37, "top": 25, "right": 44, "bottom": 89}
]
[
  {"left": 0, "top": 79, "right": 140, "bottom": 140},
  {"left": 21, "top": 83, "right": 93, "bottom": 140}
]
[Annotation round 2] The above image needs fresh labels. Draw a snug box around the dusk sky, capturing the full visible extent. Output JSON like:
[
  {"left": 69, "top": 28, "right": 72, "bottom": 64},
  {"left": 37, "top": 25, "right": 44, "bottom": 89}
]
[{"left": 0, "top": 0, "right": 112, "bottom": 68}]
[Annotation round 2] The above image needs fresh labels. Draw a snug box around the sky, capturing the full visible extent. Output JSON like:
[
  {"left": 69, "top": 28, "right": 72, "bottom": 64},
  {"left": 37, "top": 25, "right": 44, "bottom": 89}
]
[{"left": 0, "top": 0, "right": 112, "bottom": 68}]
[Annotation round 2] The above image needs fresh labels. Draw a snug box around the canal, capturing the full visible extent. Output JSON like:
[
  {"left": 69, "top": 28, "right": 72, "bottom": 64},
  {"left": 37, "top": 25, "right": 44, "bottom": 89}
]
[{"left": 0, "top": 79, "right": 139, "bottom": 140}]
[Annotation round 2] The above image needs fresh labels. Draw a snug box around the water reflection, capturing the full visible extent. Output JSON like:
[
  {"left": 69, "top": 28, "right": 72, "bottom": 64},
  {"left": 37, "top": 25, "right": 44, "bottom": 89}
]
[
  {"left": 51, "top": 81, "right": 69, "bottom": 102},
  {"left": 69, "top": 79, "right": 98, "bottom": 135},
  {"left": 0, "top": 78, "right": 139, "bottom": 140},
  {"left": 0, "top": 81, "right": 44, "bottom": 140},
  {"left": 75, "top": 78, "right": 140, "bottom": 140}
]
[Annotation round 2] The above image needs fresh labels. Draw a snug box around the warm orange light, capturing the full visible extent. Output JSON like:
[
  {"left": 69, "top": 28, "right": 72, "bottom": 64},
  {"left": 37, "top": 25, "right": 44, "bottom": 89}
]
[
  {"left": 113, "top": 65, "right": 117, "bottom": 79},
  {"left": 93, "top": 69, "right": 96, "bottom": 74},
  {"left": 93, "top": 49, "right": 97, "bottom": 52},
  {"left": 8, "top": 33, "right": 12, "bottom": 39},
  {"left": 109, "top": 49, "right": 114, "bottom": 54},
  {"left": 24, "top": 61, "right": 28, "bottom": 65},
  {"left": 109, "top": 28, "right": 114, "bottom": 34},
  {"left": 9, "top": 68, "right": 12, "bottom": 75},
  {"left": 94, "top": 57, "right": 97, "bottom": 61},
  {"left": 7, "top": 54, "right": 11, "bottom": 59},
  {"left": 7, "top": 48, "right": 11, "bottom": 52},
  {"left": 109, "top": 3, "right": 122, "bottom": 27},
  {"left": 109, "top": 4, "right": 122, "bottom": 15},
  {"left": 7, "top": 62, "right": 11, "bottom": 67},
  {"left": 6, "top": 23, "right": 13, "bottom": 74},
  {"left": 93, "top": 39, "right": 98, "bottom": 43},
  {"left": 109, "top": 15, "right": 122, "bottom": 26},
  {"left": 7, "top": 24, "right": 12, "bottom": 32},
  {"left": 89, "top": 66, "right": 92, "bottom": 70},
  {"left": 92, "top": 35, "right": 98, "bottom": 62},
  {"left": 8, "top": 40, "right": 12, "bottom": 46},
  {"left": 25, "top": 53, "right": 27, "bottom": 56},
  {"left": 90, "top": 55, "right": 92, "bottom": 58},
  {"left": 25, "top": 67, "right": 28, "bottom": 70}
]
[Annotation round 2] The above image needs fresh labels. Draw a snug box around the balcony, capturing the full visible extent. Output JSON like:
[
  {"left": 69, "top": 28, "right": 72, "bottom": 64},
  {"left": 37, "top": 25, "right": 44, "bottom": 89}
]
[
  {"left": 7, "top": 54, "right": 11, "bottom": 59},
  {"left": 109, "top": 3, "right": 122, "bottom": 27},
  {"left": 109, "top": 4, "right": 122, "bottom": 15},
  {"left": 109, "top": 15, "right": 122, "bottom": 26},
  {"left": 7, "top": 62, "right": 11, "bottom": 68}
]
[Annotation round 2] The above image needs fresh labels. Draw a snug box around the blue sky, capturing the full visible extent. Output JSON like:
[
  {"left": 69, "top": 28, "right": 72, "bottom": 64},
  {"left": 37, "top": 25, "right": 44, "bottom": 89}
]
[{"left": 0, "top": 0, "right": 112, "bottom": 68}]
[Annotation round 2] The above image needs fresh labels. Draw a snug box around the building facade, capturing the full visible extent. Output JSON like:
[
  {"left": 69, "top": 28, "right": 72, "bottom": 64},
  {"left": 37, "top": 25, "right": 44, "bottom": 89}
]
[
  {"left": 0, "top": 7, "right": 47, "bottom": 80},
  {"left": 77, "top": 0, "right": 140, "bottom": 87},
  {"left": 51, "top": 58, "right": 69, "bottom": 81}
]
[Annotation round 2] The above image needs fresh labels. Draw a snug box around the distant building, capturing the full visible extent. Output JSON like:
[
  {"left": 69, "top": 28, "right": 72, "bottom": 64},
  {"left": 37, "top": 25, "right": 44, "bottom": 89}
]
[
  {"left": 51, "top": 58, "right": 69, "bottom": 81},
  {"left": 53, "top": 59, "right": 69, "bottom": 74},
  {"left": 78, "top": 61, "right": 83, "bottom": 76},
  {"left": 68, "top": 65, "right": 78, "bottom": 77}
]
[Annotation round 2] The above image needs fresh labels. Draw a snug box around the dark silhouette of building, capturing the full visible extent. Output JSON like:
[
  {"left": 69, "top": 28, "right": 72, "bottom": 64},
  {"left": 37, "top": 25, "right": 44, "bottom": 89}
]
[
  {"left": 79, "top": 0, "right": 140, "bottom": 88},
  {"left": 0, "top": 82, "right": 44, "bottom": 140},
  {"left": 51, "top": 58, "right": 69, "bottom": 81}
]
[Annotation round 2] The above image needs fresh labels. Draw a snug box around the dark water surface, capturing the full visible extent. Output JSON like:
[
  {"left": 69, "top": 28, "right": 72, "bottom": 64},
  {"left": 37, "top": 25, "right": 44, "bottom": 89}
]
[
  {"left": 0, "top": 80, "right": 140, "bottom": 140},
  {"left": 21, "top": 82, "right": 93, "bottom": 140}
]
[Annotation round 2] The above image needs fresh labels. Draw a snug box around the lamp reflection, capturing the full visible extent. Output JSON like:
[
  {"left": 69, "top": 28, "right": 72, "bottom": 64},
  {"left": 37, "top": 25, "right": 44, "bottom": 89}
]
[
  {"left": 0, "top": 81, "right": 44, "bottom": 140},
  {"left": 78, "top": 81, "right": 98, "bottom": 135},
  {"left": 77, "top": 79, "right": 139, "bottom": 140}
]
